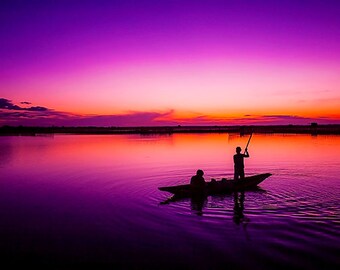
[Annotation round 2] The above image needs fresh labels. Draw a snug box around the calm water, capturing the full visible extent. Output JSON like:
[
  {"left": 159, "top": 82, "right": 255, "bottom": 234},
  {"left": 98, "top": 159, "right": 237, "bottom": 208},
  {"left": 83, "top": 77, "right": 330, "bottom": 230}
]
[{"left": 0, "top": 133, "right": 339, "bottom": 269}]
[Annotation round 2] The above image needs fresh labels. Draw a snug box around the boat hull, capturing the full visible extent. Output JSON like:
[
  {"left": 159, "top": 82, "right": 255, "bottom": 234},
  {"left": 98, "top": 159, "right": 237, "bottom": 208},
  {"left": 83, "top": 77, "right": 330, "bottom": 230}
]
[{"left": 159, "top": 173, "right": 271, "bottom": 197}]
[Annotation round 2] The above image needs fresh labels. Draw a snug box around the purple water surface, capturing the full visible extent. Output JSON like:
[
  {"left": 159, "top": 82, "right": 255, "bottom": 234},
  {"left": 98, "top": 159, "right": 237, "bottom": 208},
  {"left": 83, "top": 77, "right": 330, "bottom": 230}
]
[{"left": 0, "top": 134, "right": 339, "bottom": 269}]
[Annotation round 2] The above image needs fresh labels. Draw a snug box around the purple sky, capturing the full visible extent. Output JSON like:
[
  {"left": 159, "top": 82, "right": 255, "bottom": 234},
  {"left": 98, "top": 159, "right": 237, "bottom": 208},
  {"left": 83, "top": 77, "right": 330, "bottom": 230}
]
[{"left": 1, "top": 0, "right": 340, "bottom": 126}]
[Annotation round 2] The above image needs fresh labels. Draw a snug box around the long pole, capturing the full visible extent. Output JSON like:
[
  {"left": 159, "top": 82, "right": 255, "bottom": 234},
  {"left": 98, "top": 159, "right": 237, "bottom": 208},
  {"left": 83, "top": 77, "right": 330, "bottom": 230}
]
[{"left": 244, "top": 133, "right": 253, "bottom": 152}]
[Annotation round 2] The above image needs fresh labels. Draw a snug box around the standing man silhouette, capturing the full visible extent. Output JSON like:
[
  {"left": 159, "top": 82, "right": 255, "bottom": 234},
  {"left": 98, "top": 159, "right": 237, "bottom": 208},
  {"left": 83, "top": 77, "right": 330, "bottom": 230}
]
[{"left": 233, "top": 146, "right": 249, "bottom": 180}]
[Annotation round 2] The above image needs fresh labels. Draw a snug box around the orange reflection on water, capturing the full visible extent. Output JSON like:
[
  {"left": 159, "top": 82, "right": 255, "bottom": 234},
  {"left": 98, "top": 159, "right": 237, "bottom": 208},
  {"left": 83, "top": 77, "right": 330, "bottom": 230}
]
[
  {"left": 33, "top": 133, "right": 340, "bottom": 168},
  {"left": 245, "top": 134, "right": 340, "bottom": 163},
  {"left": 5, "top": 133, "right": 340, "bottom": 183}
]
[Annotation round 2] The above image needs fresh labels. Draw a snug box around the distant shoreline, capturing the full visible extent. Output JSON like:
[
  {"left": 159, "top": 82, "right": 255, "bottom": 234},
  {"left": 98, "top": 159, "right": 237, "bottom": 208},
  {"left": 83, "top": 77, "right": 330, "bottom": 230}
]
[{"left": 1, "top": 124, "right": 340, "bottom": 136}]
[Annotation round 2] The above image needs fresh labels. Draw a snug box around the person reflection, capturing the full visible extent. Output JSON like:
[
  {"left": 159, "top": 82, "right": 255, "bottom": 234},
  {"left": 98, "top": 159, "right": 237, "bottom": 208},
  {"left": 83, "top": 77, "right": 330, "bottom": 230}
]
[
  {"left": 233, "top": 191, "right": 246, "bottom": 225},
  {"left": 190, "top": 193, "right": 207, "bottom": 216}
]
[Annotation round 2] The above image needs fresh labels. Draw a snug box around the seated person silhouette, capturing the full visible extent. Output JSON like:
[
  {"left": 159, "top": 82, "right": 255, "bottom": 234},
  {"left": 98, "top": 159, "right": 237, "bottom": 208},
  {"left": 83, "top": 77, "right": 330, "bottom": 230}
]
[
  {"left": 190, "top": 169, "right": 206, "bottom": 189},
  {"left": 233, "top": 146, "right": 249, "bottom": 180}
]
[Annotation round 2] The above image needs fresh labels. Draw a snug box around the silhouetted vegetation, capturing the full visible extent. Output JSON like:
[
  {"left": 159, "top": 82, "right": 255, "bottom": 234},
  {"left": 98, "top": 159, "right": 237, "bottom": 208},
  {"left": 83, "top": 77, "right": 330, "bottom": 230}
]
[{"left": 1, "top": 124, "right": 340, "bottom": 136}]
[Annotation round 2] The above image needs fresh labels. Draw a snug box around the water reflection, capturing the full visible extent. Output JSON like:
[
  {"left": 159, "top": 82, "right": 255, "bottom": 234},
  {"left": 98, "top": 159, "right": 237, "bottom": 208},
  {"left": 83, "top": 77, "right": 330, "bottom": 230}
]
[
  {"left": 190, "top": 194, "right": 207, "bottom": 216},
  {"left": 160, "top": 193, "right": 208, "bottom": 216},
  {"left": 233, "top": 191, "right": 247, "bottom": 225},
  {"left": 160, "top": 194, "right": 208, "bottom": 216},
  {"left": 1, "top": 134, "right": 339, "bottom": 268},
  {"left": 0, "top": 137, "right": 13, "bottom": 167},
  {"left": 160, "top": 188, "right": 267, "bottom": 225}
]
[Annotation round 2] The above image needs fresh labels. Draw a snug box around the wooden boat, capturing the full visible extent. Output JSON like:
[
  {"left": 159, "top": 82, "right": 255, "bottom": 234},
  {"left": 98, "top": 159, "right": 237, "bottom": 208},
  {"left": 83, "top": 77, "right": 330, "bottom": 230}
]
[{"left": 159, "top": 173, "right": 271, "bottom": 197}]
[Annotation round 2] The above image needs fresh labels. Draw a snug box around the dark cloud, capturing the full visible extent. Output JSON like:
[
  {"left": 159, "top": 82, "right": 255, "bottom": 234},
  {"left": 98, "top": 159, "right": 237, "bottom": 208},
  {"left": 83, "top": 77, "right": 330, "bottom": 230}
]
[
  {"left": 0, "top": 98, "right": 22, "bottom": 110},
  {"left": 235, "top": 114, "right": 320, "bottom": 125},
  {"left": 57, "top": 111, "right": 177, "bottom": 127},
  {"left": 0, "top": 104, "right": 177, "bottom": 126},
  {"left": 0, "top": 111, "right": 30, "bottom": 118},
  {"left": 0, "top": 98, "right": 48, "bottom": 112},
  {"left": 27, "top": 106, "right": 48, "bottom": 111},
  {"left": 20, "top": 101, "right": 31, "bottom": 105},
  {"left": 171, "top": 114, "right": 340, "bottom": 126}
]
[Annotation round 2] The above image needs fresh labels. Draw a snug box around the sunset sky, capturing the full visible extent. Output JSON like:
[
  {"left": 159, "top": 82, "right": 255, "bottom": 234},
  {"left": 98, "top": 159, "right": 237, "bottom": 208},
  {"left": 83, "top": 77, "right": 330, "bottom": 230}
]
[{"left": 1, "top": 0, "right": 340, "bottom": 126}]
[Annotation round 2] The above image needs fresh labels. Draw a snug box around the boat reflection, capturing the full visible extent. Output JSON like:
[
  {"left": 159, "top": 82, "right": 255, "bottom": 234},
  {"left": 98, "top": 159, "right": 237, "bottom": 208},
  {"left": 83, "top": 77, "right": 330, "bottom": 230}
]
[
  {"left": 160, "top": 187, "right": 266, "bottom": 223},
  {"left": 160, "top": 193, "right": 208, "bottom": 216}
]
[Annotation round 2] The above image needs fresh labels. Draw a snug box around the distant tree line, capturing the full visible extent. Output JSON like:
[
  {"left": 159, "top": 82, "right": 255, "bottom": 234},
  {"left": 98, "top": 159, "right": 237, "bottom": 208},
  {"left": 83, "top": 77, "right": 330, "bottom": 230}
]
[{"left": 1, "top": 124, "right": 340, "bottom": 136}]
